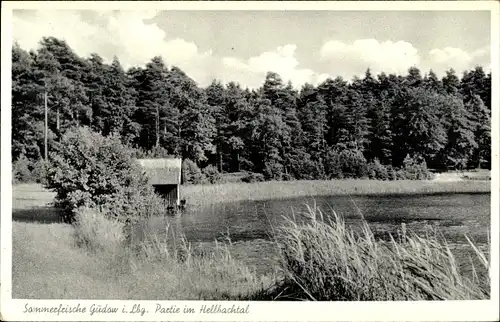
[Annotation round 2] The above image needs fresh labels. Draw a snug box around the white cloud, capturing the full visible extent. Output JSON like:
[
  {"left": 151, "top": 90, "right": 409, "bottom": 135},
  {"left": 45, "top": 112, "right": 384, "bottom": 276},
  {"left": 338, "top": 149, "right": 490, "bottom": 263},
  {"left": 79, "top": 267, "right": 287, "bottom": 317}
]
[
  {"left": 13, "top": 10, "right": 99, "bottom": 56},
  {"left": 221, "top": 44, "right": 330, "bottom": 88},
  {"left": 319, "top": 38, "right": 490, "bottom": 79},
  {"left": 427, "top": 46, "right": 490, "bottom": 76},
  {"left": 103, "top": 11, "right": 213, "bottom": 70},
  {"left": 13, "top": 10, "right": 214, "bottom": 84},
  {"left": 12, "top": 11, "right": 490, "bottom": 88},
  {"left": 320, "top": 39, "right": 421, "bottom": 78}
]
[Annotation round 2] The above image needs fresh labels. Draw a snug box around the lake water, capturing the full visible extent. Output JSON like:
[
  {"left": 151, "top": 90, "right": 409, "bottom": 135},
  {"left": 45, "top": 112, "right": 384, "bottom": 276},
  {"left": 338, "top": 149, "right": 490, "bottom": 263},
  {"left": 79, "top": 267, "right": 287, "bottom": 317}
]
[{"left": 138, "top": 193, "right": 491, "bottom": 276}]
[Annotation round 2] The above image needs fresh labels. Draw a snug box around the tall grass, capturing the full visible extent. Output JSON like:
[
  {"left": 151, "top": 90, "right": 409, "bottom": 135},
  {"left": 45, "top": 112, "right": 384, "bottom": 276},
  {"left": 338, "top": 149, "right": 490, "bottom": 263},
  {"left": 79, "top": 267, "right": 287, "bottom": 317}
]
[
  {"left": 67, "top": 207, "right": 274, "bottom": 300},
  {"left": 182, "top": 179, "right": 490, "bottom": 208},
  {"left": 272, "top": 204, "right": 490, "bottom": 301},
  {"left": 73, "top": 208, "right": 126, "bottom": 254},
  {"left": 130, "top": 232, "right": 274, "bottom": 300}
]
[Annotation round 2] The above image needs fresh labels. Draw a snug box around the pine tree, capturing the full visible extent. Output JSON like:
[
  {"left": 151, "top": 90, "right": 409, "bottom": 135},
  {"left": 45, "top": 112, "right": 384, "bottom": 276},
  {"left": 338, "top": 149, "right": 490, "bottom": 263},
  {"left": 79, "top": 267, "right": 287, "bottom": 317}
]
[
  {"left": 297, "top": 84, "right": 328, "bottom": 164},
  {"left": 461, "top": 66, "right": 490, "bottom": 110},
  {"left": 34, "top": 38, "right": 90, "bottom": 133},
  {"left": 224, "top": 82, "right": 253, "bottom": 172},
  {"left": 205, "top": 80, "right": 228, "bottom": 171},
  {"left": 423, "top": 70, "right": 443, "bottom": 93},
  {"left": 403, "top": 66, "right": 423, "bottom": 88},
  {"left": 249, "top": 96, "right": 286, "bottom": 180},
  {"left": 367, "top": 91, "right": 393, "bottom": 164},
  {"left": 134, "top": 56, "right": 170, "bottom": 150},
  {"left": 12, "top": 43, "right": 48, "bottom": 160},
  {"left": 101, "top": 57, "right": 138, "bottom": 142},
  {"left": 82, "top": 53, "right": 107, "bottom": 133},
  {"left": 168, "top": 66, "right": 216, "bottom": 164},
  {"left": 262, "top": 72, "right": 304, "bottom": 177},
  {"left": 442, "top": 69, "right": 461, "bottom": 96},
  {"left": 466, "top": 95, "right": 491, "bottom": 169}
]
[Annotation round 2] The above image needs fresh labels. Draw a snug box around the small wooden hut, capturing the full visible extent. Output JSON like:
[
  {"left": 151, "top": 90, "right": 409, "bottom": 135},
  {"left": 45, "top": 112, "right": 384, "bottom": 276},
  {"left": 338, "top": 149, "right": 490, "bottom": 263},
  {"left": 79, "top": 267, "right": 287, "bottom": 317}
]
[{"left": 136, "top": 158, "right": 182, "bottom": 207}]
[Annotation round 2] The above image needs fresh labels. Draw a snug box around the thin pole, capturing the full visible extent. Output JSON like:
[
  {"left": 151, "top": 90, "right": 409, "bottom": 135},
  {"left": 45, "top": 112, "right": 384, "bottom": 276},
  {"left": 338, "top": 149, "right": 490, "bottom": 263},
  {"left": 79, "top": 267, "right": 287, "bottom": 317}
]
[
  {"left": 44, "top": 91, "right": 48, "bottom": 161},
  {"left": 155, "top": 105, "right": 160, "bottom": 147}
]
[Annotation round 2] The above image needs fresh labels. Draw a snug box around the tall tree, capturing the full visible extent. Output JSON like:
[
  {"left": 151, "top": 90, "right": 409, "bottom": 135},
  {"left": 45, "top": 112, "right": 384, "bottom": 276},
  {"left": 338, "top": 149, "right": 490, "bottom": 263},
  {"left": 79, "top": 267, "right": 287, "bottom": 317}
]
[
  {"left": 12, "top": 43, "right": 50, "bottom": 160},
  {"left": 442, "top": 69, "right": 461, "bottom": 96},
  {"left": 134, "top": 56, "right": 169, "bottom": 150},
  {"left": 101, "top": 57, "right": 138, "bottom": 140},
  {"left": 205, "top": 80, "right": 227, "bottom": 171},
  {"left": 249, "top": 96, "right": 287, "bottom": 180},
  {"left": 34, "top": 38, "right": 91, "bottom": 133},
  {"left": 423, "top": 70, "right": 444, "bottom": 93},
  {"left": 435, "top": 95, "right": 476, "bottom": 170},
  {"left": 222, "top": 82, "right": 253, "bottom": 172},
  {"left": 466, "top": 95, "right": 491, "bottom": 169},
  {"left": 298, "top": 84, "right": 328, "bottom": 162},
  {"left": 391, "top": 87, "right": 448, "bottom": 165},
  {"left": 461, "top": 66, "right": 490, "bottom": 110},
  {"left": 82, "top": 53, "right": 107, "bottom": 133},
  {"left": 167, "top": 66, "right": 216, "bottom": 164},
  {"left": 367, "top": 91, "right": 393, "bottom": 164},
  {"left": 262, "top": 72, "right": 305, "bottom": 177}
]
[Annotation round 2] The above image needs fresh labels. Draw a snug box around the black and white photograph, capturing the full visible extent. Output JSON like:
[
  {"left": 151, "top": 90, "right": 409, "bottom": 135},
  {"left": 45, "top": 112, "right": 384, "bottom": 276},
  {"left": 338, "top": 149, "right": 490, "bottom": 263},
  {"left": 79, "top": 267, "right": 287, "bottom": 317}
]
[{"left": 1, "top": 1, "right": 498, "bottom": 321}]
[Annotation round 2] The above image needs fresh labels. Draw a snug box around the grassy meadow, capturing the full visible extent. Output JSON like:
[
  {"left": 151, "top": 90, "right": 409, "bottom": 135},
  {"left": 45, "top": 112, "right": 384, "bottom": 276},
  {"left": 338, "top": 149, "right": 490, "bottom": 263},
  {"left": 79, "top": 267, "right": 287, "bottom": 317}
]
[{"left": 11, "top": 178, "right": 491, "bottom": 300}]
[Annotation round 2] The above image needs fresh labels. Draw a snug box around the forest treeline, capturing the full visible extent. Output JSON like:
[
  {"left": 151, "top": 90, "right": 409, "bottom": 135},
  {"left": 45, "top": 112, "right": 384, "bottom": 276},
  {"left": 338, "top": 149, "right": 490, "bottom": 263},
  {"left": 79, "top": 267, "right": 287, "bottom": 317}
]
[{"left": 12, "top": 37, "right": 491, "bottom": 183}]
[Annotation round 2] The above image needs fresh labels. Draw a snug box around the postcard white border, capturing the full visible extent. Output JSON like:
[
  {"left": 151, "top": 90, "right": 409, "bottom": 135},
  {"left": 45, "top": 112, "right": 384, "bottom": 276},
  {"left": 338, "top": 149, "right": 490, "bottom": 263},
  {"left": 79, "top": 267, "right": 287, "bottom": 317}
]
[{"left": 1, "top": 1, "right": 499, "bottom": 322}]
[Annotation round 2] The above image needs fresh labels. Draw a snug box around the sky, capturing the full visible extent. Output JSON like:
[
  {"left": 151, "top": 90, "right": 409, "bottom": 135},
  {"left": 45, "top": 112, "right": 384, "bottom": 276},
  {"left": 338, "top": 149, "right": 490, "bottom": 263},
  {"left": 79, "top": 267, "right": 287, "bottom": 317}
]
[{"left": 12, "top": 9, "right": 491, "bottom": 89}]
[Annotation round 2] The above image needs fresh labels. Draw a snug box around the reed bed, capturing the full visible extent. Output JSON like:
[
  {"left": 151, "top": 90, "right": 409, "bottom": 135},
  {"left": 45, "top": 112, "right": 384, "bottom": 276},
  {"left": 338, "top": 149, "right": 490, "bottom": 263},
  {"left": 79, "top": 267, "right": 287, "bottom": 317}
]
[
  {"left": 182, "top": 179, "right": 490, "bottom": 208},
  {"left": 271, "top": 204, "right": 490, "bottom": 301}
]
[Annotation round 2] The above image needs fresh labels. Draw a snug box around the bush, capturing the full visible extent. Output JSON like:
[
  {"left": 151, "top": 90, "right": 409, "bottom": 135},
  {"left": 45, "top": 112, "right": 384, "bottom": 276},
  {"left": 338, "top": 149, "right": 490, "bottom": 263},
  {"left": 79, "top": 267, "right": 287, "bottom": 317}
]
[
  {"left": 386, "top": 164, "right": 398, "bottom": 181},
  {"left": 325, "top": 149, "right": 369, "bottom": 179},
  {"left": 31, "top": 158, "right": 50, "bottom": 184},
  {"left": 45, "top": 126, "right": 152, "bottom": 223},
  {"left": 242, "top": 172, "right": 265, "bottom": 183},
  {"left": 12, "top": 154, "right": 33, "bottom": 183},
  {"left": 12, "top": 155, "right": 50, "bottom": 184},
  {"left": 367, "top": 158, "right": 389, "bottom": 180},
  {"left": 398, "top": 154, "right": 433, "bottom": 180},
  {"left": 289, "top": 155, "right": 321, "bottom": 180},
  {"left": 263, "top": 161, "right": 284, "bottom": 181},
  {"left": 182, "top": 159, "right": 204, "bottom": 184},
  {"left": 324, "top": 150, "right": 343, "bottom": 179},
  {"left": 202, "top": 165, "right": 222, "bottom": 184}
]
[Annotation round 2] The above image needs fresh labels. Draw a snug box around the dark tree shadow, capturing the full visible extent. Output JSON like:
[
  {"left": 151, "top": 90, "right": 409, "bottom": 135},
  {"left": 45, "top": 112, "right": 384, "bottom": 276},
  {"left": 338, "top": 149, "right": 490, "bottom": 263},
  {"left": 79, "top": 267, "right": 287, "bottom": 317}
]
[{"left": 12, "top": 207, "right": 63, "bottom": 224}]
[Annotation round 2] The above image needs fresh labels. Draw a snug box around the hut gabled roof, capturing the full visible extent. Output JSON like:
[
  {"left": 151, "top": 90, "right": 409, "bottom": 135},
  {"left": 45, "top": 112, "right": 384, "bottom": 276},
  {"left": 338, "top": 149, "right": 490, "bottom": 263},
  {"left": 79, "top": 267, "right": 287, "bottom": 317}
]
[{"left": 136, "top": 158, "right": 182, "bottom": 185}]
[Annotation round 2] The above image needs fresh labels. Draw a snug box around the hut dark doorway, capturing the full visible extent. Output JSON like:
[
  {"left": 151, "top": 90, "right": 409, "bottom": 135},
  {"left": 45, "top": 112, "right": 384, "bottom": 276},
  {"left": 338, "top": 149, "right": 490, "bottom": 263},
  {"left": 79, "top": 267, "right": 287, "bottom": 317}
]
[{"left": 153, "top": 184, "right": 179, "bottom": 207}]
